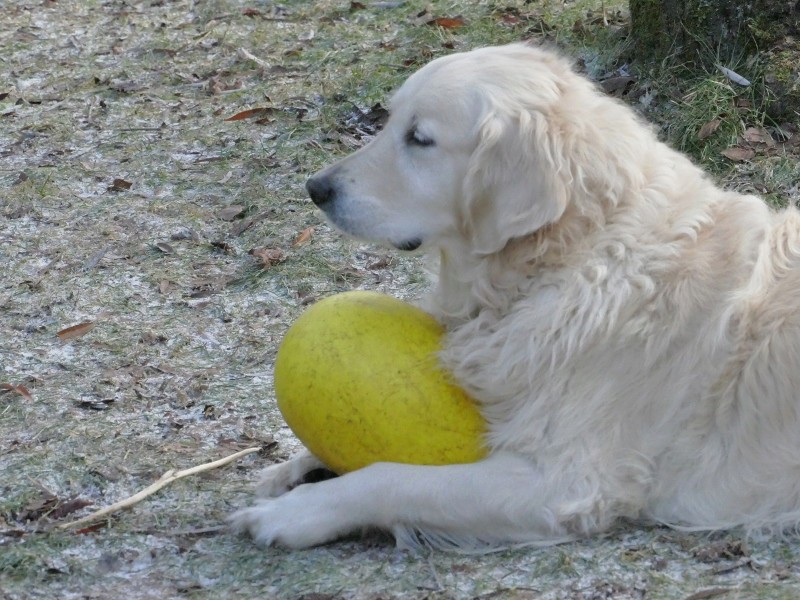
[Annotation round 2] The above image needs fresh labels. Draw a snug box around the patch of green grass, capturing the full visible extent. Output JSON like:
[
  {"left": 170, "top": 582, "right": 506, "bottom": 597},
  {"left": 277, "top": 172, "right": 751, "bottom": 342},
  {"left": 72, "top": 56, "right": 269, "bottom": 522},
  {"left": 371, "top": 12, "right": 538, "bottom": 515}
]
[{"left": 668, "top": 75, "right": 746, "bottom": 166}]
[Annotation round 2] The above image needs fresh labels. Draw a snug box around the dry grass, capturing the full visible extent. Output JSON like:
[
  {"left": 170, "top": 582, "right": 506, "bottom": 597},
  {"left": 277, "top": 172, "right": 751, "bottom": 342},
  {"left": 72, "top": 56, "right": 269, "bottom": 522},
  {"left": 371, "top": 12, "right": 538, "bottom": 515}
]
[{"left": 2, "top": 1, "right": 799, "bottom": 598}]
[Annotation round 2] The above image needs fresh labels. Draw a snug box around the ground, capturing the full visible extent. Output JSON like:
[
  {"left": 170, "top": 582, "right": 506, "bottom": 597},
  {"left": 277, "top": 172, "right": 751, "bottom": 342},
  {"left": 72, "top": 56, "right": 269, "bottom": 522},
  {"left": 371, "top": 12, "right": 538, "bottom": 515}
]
[{"left": 2, "top": 1, "right": 800, "bottom": 598}]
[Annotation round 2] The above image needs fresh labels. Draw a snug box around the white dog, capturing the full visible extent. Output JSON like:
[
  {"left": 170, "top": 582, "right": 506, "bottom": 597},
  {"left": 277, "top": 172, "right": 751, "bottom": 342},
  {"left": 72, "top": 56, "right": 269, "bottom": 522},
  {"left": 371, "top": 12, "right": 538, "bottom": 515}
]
[{"left": 231, "top": 44, "right": 800, "bottom": 550}]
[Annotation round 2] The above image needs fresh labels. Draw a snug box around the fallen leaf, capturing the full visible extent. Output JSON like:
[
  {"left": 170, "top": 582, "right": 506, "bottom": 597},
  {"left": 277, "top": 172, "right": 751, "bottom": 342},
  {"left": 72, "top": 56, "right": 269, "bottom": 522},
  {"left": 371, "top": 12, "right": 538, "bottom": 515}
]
[
  {"left": 298, "top": 29, "right": 315, "bottom": 41},
  {"left": 350, "top": 1, "right": 366, "bottom": 9},
  {"left": 210, "top": 240, "right": 234, "bottom": 253},
  {"left": 249, "top": 247, "right": 286, "bottom": 268},
  {"left": 224, "top": 107, "right": 274, "bottom": 121},
  {"left": 109, "top": 80, "right": 146, "bottom": 93},
  {"left": 83, "top": 245, "right": 110, "bottom": 270},
  {"left": 716, "top": 64, "right": 750, "bottom": 87},
  {"left": 692, "top": 539, "right": 748, "bottom": 562},
  {"left": 12, "top": 384, "right": 32, "bottom": 400},
  {"left": 155, "top": 242, "right": 176, "bottom": 254},
  {"left": 17, "top": 491, "right": 57, "bottom": 522},
  {"left": 698, "top": 119, "right": 721, "bottom": 140},
  {"left": 721, "top": 146, "right": 755, "bottom": 161},
  {"left": 241, "top": 7, "right": 261, "bottom": 17},
  {"left": 218, "top": 205, "right": 245, "bottom": 221},
  {"left": 428, "top": 16, "right": 465, "bottom": 29},
  {"left": 75, "top": 522, "right": 108, "bottom": 535},
  {"left": 57, "top": 321, "right": 96, "bottom": 341},
  {"left": 601, "top": 76, "right": 635, "bottom": 95},
  {"left": 231, "top": 210, "right": 272, "bottom": 236},
  {"left": 292, "top": 226, "right": 314, "bottom": 247},
  {"left": 1, "top": 383, "right": 33, "bottom": 401},
  {"left": 50, "top": 498, "right": 93, "bottom": 520},
  {"left": 366, "top": 255, "right": 392, "bottom": 270},
  {"left": 158, "top": 280, "right": 171, "bottom": 294},
  {"left": 743, "top": 127, "right": 775, "bottom": 147},
  {"left": 500, "top": 13, "right": 522, "bottom": 25},
  {"left": 75, "top": 398, "right": 115, "bottom": 410},
  {"left": 108, "top": 178, "right": 132, "bottom": 192}
]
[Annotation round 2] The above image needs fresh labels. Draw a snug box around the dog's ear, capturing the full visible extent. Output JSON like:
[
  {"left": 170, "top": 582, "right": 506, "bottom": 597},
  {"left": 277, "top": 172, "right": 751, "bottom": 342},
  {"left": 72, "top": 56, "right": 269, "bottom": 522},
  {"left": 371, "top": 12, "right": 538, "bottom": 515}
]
[{"left": 463, "top": 108, "right": 570, "bottom": 254}]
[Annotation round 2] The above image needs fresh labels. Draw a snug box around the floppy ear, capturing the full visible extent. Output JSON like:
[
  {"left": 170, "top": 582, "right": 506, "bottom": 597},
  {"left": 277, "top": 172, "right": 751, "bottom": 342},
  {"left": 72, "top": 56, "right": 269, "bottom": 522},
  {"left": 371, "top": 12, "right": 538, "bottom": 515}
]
[{"left": 463, "top": 108, "right": 570, "bottom": 255}]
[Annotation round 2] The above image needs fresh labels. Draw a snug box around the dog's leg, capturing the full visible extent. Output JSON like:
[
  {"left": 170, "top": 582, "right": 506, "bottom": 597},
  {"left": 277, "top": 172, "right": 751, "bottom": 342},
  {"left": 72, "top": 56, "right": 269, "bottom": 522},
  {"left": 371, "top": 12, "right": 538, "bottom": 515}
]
[
  {"left": 230, "top": 452, "right": 578, "bottom": 549},
  {"left": 254, "top": 449, "right": 328, "bottom": 498}
]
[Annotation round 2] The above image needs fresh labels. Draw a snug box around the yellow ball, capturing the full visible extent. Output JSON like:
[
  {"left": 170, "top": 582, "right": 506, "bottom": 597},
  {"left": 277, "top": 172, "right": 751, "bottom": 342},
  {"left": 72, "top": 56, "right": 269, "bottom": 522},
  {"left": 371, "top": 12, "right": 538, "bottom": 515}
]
[{"left": 274, "top": 291, "right": 487, "bottom": 474}]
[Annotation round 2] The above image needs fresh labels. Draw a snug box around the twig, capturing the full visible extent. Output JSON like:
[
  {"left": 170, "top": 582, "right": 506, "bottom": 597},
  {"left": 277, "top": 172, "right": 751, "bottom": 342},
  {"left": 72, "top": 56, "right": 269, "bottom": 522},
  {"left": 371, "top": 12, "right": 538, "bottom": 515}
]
[
  {"left": 58, "top": 446, "right": 261, "bottom": 530},
  {"left": 684, "top": 587, "right": 734, "bottom": 600},
  {"left": 237, "top": 47, "right": 270, "bottom": 69}
]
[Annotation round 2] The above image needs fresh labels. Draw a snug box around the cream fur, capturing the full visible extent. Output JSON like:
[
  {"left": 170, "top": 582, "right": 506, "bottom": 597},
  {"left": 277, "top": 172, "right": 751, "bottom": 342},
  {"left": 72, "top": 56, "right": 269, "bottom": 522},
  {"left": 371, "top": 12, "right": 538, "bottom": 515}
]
[{"left": 230, "top": 44, "right": 800, "bottom": 550}]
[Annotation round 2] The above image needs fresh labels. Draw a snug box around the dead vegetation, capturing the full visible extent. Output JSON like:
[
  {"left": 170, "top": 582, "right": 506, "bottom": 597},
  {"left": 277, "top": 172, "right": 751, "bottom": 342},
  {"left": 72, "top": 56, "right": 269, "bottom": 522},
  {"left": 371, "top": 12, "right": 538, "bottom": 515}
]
[{"left": 2, "top": 1, "right": 799, "bottom": 598}]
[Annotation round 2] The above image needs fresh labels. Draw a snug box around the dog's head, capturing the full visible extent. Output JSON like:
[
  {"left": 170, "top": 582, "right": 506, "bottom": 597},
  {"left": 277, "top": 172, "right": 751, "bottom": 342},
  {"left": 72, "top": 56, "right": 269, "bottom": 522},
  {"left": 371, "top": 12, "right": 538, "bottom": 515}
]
[{"left": 306, "top": 44, "right": 612, "bottom": 255}]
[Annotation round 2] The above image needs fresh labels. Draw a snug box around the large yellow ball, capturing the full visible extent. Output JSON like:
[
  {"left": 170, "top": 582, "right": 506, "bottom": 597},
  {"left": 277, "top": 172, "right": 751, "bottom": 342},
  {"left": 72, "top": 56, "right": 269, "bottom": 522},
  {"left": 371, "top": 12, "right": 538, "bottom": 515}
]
[{"left": 274, "top": 291, "right": 487, "bottom": 474}]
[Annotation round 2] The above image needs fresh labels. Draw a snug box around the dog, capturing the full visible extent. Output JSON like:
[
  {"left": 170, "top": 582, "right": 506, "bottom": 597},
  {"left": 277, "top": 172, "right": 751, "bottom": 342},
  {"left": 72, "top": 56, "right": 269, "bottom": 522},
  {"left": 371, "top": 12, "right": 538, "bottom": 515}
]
[{"left": 230, "top": 43, "right": 800, "bottom": 550}]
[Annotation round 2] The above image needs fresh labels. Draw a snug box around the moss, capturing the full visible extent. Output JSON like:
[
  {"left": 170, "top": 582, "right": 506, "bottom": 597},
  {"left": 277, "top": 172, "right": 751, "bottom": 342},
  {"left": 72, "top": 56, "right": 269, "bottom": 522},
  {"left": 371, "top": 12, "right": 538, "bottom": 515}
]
[{"left": 761, "top": 45, "right": 800, "bottom": 119}]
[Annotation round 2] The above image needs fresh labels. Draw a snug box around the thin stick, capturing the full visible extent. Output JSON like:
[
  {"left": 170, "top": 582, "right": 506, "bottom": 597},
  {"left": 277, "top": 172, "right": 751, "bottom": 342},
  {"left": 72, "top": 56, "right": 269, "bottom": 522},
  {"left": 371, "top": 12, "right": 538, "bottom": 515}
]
[
  {"left": 58, "top": 446, "right": 261, "bottom": 530},
  {"left": 237, "top": 47, "right": 270, "bottom": 69}
]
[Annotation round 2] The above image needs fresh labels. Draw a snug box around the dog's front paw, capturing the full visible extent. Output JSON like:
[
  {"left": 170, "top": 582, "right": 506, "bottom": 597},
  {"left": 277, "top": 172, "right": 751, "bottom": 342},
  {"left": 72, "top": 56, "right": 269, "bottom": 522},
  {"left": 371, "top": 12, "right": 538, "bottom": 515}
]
[
  {"left": 255, "top": 451, "right": 326, "bottom": 498},
  {"left": 229, "top": 485, "right": 351, "bottom": 549}
]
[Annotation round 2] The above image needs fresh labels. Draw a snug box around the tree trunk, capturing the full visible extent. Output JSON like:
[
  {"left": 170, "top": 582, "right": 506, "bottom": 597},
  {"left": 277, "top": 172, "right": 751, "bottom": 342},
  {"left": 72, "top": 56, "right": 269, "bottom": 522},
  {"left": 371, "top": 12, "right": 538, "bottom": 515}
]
[
  {"left": 630, "top": 0, "right": 800, "bottom": 118},
  {"left": 630, "top": 0, "right": 798, "bottom": 61}
]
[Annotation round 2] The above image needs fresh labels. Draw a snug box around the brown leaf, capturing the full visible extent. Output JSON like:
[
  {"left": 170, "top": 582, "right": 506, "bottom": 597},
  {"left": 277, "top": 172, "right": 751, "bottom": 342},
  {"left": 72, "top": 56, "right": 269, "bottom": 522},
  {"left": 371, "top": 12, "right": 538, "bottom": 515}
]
[
  {"left": 249, "top": 247, "right": 286, "bottom": 268},
  {"left": 241, "top": 7, "right": 261, "bottom": 17},
  {"left": 224, "top": 107, "right": 274, "bottom": 121},
  {"left": 210, "top": 240, "right": 234, "bottom": 253},
  {"left": 14, "top": 384, "right": 32, "bottom": 400},
  {"left": 231, "top": 210, "right": 272, "bottom": 236},
  {"left": 108, "top": 178, "right": 132, "bottom": 192},
  {"left": 428, "top": 16, "right": 465, "bottom": 29},
  {"left": 17, "top": 491, "right": 57, "bottom": 522},
  {"left": 292, "top": 226, "right": 314, "bottom": 247},
  {"left": 75, "top": 522, "right": 108, "bottom": 535},
  {"left": 698, "top": 119, "right": 721, "bottom": 140},
  {"left": 218, "top": 205, "right": 245, "bottom": 221},
  {"left": 366, "top": 255, "right": 393, "bottom": 270},
  {"left": 500, "top": 13, "right": 522, "bottom": 25},
  {"left": 57, "top": 321, "right": 95, "bottom": 341},
  {"left": 721, "top": 146, "right": 755, "bottom": 161},
  {"left": 743, "top": 127, "right": 775, "bottom": 147},
  {"left": 50, "top": 497, "right": 93, "bottom": 520},
  {"left": 1, "top": 383, "right": 33, "bottom": 401},
  {"left": 601, "top": 76, "right": 635, "bottom": 96}
]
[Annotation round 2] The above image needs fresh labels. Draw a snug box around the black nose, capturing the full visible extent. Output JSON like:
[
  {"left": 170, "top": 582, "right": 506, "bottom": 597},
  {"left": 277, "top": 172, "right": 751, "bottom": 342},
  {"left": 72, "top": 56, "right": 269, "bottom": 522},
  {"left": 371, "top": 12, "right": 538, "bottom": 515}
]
[{"left": 306, "top": 175, "right": 336, "bottom": 208}]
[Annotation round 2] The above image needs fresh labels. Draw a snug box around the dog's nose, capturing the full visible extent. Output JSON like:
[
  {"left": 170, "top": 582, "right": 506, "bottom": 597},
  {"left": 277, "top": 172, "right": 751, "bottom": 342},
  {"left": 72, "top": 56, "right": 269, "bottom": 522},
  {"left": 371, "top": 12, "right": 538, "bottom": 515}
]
[{"left": 306, "top": 175, "right": 336, "bottom": 208}]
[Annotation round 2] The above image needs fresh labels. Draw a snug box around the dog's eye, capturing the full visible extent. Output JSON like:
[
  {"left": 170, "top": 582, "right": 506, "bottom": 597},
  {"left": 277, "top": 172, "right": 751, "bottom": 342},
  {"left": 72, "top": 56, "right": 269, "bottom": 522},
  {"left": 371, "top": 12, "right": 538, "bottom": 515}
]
[{"left": 406, "top": 128, "right": 434, "bottom": 148}]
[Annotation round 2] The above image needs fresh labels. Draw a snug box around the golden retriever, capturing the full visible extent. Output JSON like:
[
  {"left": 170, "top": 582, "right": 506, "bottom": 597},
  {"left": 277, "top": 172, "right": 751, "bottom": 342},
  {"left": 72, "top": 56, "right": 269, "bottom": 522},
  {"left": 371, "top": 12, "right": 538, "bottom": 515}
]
[{"left": 231, "top": 44, "right": 800, "bottom": 550}]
